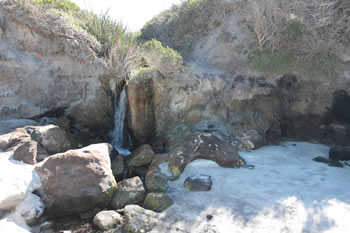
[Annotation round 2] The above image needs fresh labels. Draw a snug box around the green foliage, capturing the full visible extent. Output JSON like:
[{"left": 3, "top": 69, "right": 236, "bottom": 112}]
[
  {"left": 282, "top": 18, "right": 305, "bottom": 41},
  {"left": 248, "top": 49, "right": 342, "bottom": 79},
  {"left": 140, "top": 0, "right": 232, "bottom": 55},
  {"left": 33, "top": 0, "right": 80, "bottom": 13},
  {"left": 142, "top": 39, "right": 183, "bottom": 76}
]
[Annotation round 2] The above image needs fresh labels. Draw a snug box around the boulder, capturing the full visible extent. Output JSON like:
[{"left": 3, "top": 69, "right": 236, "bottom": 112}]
[
  {"left": 93, "top": 210, "right": 123, "bottom": 231},
  {"left": 13, "top": 141, "right": 37, "bottom": 165},
  {"left": 144, "top": 171, "right": 168, "bottom": 193},
  {"left": 143, "top": 193, "right": 173, "bottom": 212},
  {"left": 168, "top": 132, "right": 245, "bottom": 177},
  {"left": 329, "top": 146, "right": 350, "bottom": 161},
  {"left": 127, "top": 144, "right": 155, "bottom": 167},
  {"left": 184, "top": 175, "right": 213, "bottom": 192},
  {"left": 127, "top": 166, "right": 148, "bottom": 181},
  {"left": 123, "top": 205, "right": 160, "bottom": 233},
  {"left": 12, "top": 193, "right": 45, "bottom": 226},
  {"left": 34, "top": 143, "right": 117, "bottom": 217},
  {"left": 26, "top": 125, "right": 71, "bottom": 154},
  {"left": 312, "top": 156, "right": 343, "bottom": 168},
  {"left": 0, "top": 128, "right": 30, "bottom": 151},
  {"left": 110, "top": 177, "right": 146, "bottom": 210},
  {"left": 111, "top": 154, "right": 125, "bottom": 182}
]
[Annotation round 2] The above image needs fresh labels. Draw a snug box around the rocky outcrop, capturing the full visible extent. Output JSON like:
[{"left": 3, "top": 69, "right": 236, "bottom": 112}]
[
  {"left": 0, "top": 2, "right": 113, "bottom": 134},
  {"left": 168, "top": 132, "right": 245, "bottom": 177},
  {"left": 329, "top": 146, "right": 350, "bottom": 161},
  {"left": 34, "top": 143, "right": 117, "bottom": 217},
  {"left": 13, "top": 141, "right": 37, "bottom": 165},
  {"left": 127, "top": 69, "right": 350, "bottom": 149}
]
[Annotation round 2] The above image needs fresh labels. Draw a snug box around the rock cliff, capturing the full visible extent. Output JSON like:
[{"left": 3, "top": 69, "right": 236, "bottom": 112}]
[{"left": 0, "top": 1, "right": 113, "bottom": 134}]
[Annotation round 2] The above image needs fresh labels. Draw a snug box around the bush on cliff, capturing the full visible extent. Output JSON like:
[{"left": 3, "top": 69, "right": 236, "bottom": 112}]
[{"left": 142, "top": 39, "right": 183, "bottom": 76}]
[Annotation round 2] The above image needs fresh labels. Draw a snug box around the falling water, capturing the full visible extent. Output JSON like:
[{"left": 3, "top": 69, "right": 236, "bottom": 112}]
[{"left": 111, "top": 87, "right": 131, "bottom": 155}]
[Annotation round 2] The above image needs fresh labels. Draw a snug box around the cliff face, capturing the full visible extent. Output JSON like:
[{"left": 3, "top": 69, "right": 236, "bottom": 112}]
[{"left": 0, "top": 2, "right": 113, "bottom": 133}]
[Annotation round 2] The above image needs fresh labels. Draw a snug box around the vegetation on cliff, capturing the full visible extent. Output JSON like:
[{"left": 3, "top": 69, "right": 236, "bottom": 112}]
[{"left": 140, "top": 0, "right": 349, "bottom": 79}]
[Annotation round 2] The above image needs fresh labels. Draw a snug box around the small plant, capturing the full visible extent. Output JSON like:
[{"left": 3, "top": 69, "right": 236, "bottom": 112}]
[{"left": 142, "top": 39, "right": 183, "bottom": 76}]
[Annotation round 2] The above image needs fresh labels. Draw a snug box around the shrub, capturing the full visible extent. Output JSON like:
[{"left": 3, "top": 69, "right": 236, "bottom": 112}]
[
  {"left": 141, "top": 39, "right": 183, "bottom": 76},
  {"left": 248, "top": 49, "right": 341, "bottom": 79}
]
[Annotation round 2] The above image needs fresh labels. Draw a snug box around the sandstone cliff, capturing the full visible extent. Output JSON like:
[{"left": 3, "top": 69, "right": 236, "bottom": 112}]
[{"left": 0, "top": 1, "right": 113, "bottom": 134}]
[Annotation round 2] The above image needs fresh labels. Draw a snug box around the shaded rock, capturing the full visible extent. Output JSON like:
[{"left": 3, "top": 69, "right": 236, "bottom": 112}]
[
  {"left": 123, "top": 205, "right": 160, "bottom": 233},
  {"left": 128, "top": 166, "right": 148, "bottom": 181},
  {"left": 13, "top": 141, "right": 37, "bottom": 165},
  {"left": 330, "top": 90, "right": 350, "bottom": 123},
  {"left": 312, "top": 156, "right": 343, "bottom": 168},
  {"left": 36, "top": 144, "right": 50, "bottom": 162},
  {"left": 168, "top": 132, "right": 245, "bottom": 177},
  {"left": 111, "top": 154, "right": 124, "bottom": 182},
  {"left": 143, "top": 193, "right": 173, "bottom": 212},
  {"left": 127, "top": 144, "right": 155, "bottom": 167},
  {"left": 12, "top": 193, "right": 44, "bottom": 226},
  {"left": 34, "top": 143, "right": 117, "bottom": 217},
  {"left": 145, "top": 171, "right": 168, "bottom": 193},
  {"left": 184, "top": 175, "right": 212, "bottom": 192},
  {"left": 329, "top": 146, "right": 350, "bottom": 161},
  {"left": 26, "top": 125, "right": 71, "bottom": 154},
  {"left": 243, "top": 129, "right": 265, "bottom": 150},
  {"left": 111, "top": 177, "right": 146, "bottom": 209},
  {"left": 93, "top": 210, "right": 123, "bottom": 231}
]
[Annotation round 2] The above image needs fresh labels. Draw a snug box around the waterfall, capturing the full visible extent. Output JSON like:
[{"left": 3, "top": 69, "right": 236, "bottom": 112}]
[{"left": 111, "top": 87, "right": 131, "bottom": 155}]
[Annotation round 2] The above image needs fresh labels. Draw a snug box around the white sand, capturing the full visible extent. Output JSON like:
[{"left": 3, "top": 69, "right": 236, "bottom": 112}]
[
  {"left": 0, "top": 151, "right": 41, "bottom": 232},
  {"left": 155, "top": 141, "right": 350, "bottom": 233}
]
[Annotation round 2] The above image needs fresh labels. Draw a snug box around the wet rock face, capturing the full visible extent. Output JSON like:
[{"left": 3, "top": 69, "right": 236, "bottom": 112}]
[
  {"left": 0, "top": 2, "right": 112, "bottom": 134},
  {"left": 330, "top": 90, "right": 350, "bottom": 123},
  {"left": 34, "top": 143, "right": 117, "bottom": 217},
  {"left": 168, "top": 132, "right": 245, "bottom": 177}
]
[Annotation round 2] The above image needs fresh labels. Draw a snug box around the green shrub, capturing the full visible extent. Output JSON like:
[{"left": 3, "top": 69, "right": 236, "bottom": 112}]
[
  {"left": 33, "top": 0, "right": 80, "bottom": 13},
  {"left": 248, "top": 49, "right": 342, "bottom": 79},
  {"left": 142, "top": 39, "right": 183, "bottom": 76}
]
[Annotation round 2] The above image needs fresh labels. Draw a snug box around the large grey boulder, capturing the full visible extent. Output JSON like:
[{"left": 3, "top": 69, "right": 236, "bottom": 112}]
[
  {"left": 123, "top": 205, "right": 160, "bottom": 233},
  {"left": 93, "top": 210, "right": 123, "bottom": 231},
  {"left": 34, "top": 143, "right": 117, "bottom": 217},
  {"left": 110, "top": 177, "right": 146, "bottom": 209}
]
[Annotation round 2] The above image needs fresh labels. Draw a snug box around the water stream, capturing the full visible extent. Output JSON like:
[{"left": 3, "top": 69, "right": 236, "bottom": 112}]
[{"left": 111, "top": 87, "right": 131, "bottom": 156}]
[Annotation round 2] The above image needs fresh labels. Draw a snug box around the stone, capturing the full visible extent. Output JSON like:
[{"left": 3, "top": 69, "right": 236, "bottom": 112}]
[
  {"left": 127, "top": 166, "right": 148, "bottom": 181},
  {"left": 26, "top": 125, "right": 71, "bottom": 154},
  {"left": 0, "top": 128, "right": 31, "bottom": 151},
  {"left": 143, "top": 193, "right": 173, "bottom": 212},
  {"left": 330, "top": 90, "right": 350, "bottom": 123},
  {"left": 329, "top": 146, "right": 350, "bottom": 161},
  {"left": 184, "top": 175, "right": 213, "bottom": 192},
  {"left": 13, "top": 141, "right": 37, "bottom": 165},
  {"left": 93, "top": 210, "right": 123, "bottom": 231},
  {"left": 144, "top": 171, "right": 168, "bottom": 193},
  {"left": 127, "top": 144, "right": 155, "bottom": 167},
  {"left": 168, "top": 132, "right": 245, "bottom": 177},
  {"left": 111, "top": 154, "right": 124, "bottom": 182},
  {"left": 34, "top": 143, "right": 117, "bottom": 217},
  {"left": 312, "top": 156, "right": 343, "bottom": 168},
  {"left": 12, "top": 193, "right": 45, "bottom": 226},
  {"left": 110, "top": 176, "right": 146, "bottom": 210},
  {"left": 123, "top": 205, "right": 160, "bottom": 233}
]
